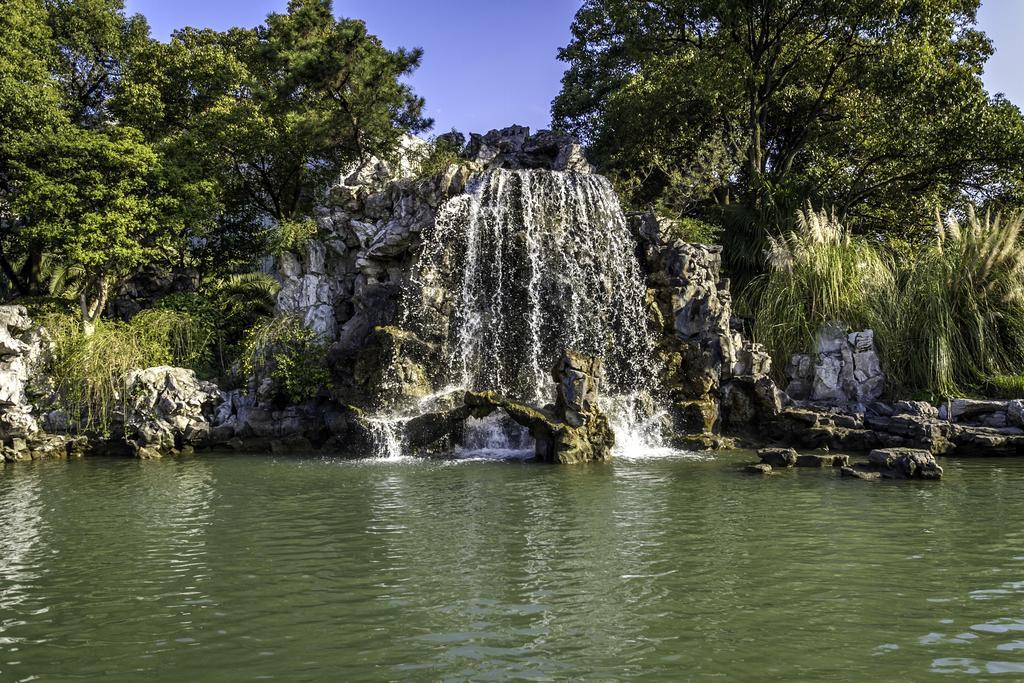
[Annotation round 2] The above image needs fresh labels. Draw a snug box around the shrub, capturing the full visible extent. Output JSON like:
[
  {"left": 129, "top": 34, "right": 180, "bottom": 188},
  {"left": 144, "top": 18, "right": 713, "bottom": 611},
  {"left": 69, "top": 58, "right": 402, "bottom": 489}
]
[
  {"left": 156, "top": 272, "right": 280, "bottom": 383},
  {"left": 411, "top": 135, "right": 463, "bottom": 178},
  {"left": 242, "top": 315, "right": 330, "bottom": 404},
  {"left": 883, "top": 208, "right": 1024, "bottom": 396},
  {"left": 658, "top": 215, "right": 723, "bottom": 245},
  {"left": 274, "top": 218, "right": 319, "bottom": 256},
  {"left": 43, "top": 309, "right": 208, "bottom": 433},
  {"left": 743, "top": 205, "right": 894, "bottom": 374}
]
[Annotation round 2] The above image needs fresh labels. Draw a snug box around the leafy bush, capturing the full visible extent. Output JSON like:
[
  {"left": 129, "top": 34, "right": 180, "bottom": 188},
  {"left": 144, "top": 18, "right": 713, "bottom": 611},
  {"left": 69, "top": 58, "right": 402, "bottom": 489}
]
[
  {"left": 274, "top": 219, "right": 319, "bottom": 256},
  {"left": 659, "top": 215, "right": 723, "bottom": 245},
  {"left": 156, "top": 272, "right": 280, "bottom": 383},
  {"left": 883, "top": 209, "right": 1024, "bottom": 396},
  {"left": 242, "top": 315, "right": 330, "bottom": 404},
  {"left": 411, "top": 135, "right": 463, "bottom": 178},
  {"left": 44, "top": 309, "right": 208, "bottom": 432},
  {"left": 743, "top": 205, "right": 894, "bottom": 374}
]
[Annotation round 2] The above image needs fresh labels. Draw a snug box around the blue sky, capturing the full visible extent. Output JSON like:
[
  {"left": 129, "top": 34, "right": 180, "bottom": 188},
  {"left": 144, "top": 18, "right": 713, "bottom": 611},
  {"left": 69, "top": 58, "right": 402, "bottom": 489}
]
[{"left": 125, "top": 0, "right": 1024, "bottom": 136}]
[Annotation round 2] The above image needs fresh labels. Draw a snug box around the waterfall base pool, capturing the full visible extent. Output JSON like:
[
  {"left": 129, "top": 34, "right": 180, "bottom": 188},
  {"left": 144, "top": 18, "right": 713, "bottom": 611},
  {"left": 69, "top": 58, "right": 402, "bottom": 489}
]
[{"left": 2, "top": 452, "right": 1023, "bottom": 681}]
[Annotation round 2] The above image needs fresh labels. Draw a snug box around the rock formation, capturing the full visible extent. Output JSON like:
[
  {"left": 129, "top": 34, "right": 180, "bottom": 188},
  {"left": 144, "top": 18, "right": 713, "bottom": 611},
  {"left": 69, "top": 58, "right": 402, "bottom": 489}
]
[
  {"left": 120, "top": 367, "right": 223, "bottom": 458},
  {"left": 631, "top": 212, "right": 782, "bottom": 445},
  {"left": 785, "top": 322, "right": 884, "bottom": 406}
]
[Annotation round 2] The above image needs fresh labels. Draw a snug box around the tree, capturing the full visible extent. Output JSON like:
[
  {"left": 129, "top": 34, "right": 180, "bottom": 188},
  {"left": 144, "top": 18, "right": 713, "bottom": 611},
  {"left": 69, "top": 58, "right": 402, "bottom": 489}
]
[
  {"left": 0, "top": 0, "right": 165, "bottom": 320},
  {"left": 553, "top": 0, "right": 1024, "bottom": 279},
  {"left": 0, "top": 0, "right": 63, "bottom": 296},
  {"left": 12, "top": 125, "right": 173, "bottom": 333},
  {"left": 113, "top": 0, "right": 431, "bottom": 286}
]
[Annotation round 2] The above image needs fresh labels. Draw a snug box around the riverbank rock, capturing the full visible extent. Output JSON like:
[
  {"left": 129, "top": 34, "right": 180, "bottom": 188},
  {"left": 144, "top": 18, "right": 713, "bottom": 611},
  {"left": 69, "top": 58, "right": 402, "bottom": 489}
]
[
  {"left": 785, "top": 322, "right": 884, "bottom": 407},
  {"left": 0, "top": 305, "right": 52, "bottom": 440},
  {"left": 465, "top": 391, "right": 615, "bottom": 464},
  {"left": 795, "top": 453, "right": 850, "bottom": 468},
  {"left": 840, "top": 466, "right": 881, "bottom": 481},
  {"left": 758, "top": 447, "right": 798, "bottom": 468},
  {"left": 122, "top": 367, "right": 223, "bottom": 458},
  {"left": 865, "top": 448, "right": 943, "bottom": 480}
]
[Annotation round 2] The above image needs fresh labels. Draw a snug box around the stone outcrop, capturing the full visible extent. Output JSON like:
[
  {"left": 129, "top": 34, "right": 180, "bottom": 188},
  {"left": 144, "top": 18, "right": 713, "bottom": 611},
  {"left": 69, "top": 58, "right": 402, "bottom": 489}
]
[
  {"left": 632, "top": 212, "right": 781, "bottom": 445},
  {"left": 0, "top": 306, "right": 50, "bottom": 440},
  {"left": 121, "top": 367, "right": 224, "bottom": 458},
  {"left": 465, "top": 390, "right": 615, "bottom": 465},
  {"left": 760, "top": 397, "right": 1024, "bottom": 458},
  {"left": 785, "top": 322, "right": 884, "bottom": 406},
  {"left": 450, "top": 125, "right": 593, "bottom": 174}
]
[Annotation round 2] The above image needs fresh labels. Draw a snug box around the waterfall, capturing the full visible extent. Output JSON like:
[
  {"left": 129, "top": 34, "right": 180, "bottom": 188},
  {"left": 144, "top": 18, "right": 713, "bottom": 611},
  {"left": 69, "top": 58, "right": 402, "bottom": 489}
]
[{"left": 392, "top": 169, "right": 664, "bottom": 457}]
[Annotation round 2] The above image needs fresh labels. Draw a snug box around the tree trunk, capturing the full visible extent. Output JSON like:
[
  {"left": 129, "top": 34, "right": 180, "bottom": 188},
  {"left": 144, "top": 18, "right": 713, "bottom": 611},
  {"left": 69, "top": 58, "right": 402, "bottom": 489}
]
[{"left": 79, "top": 274, "right": 110, "bottom": 337}]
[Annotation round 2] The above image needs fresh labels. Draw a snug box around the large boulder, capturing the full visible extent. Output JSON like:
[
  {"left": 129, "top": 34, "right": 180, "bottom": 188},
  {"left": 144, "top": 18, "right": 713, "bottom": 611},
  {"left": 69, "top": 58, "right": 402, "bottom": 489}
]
[
  {"left": 786, "top": 322, "right": 885, "bottom": 406},
  {"left": 0, "top": 306, "right": 52, "bottom": 440},
  {"left": 122, "top": 367, "right": 223, "bottom": 457},
  {"left": 865, "top": 448, "right": 943, "bottom": 480},
  {"left": 465, "top": 391, "right": 615, "bottom": 464}
]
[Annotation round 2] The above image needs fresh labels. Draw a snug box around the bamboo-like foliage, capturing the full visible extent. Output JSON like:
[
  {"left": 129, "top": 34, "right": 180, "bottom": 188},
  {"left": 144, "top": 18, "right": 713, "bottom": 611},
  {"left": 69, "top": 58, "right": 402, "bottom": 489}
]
[
  {"left": 744, "top": 204, "right": 894, "bottom": 373},
  {"left": 883, "top": 208, "right": 1024, "bottom": 395},
  {"left": 44, "top": 310, "right": 210, "bottom": 433}
]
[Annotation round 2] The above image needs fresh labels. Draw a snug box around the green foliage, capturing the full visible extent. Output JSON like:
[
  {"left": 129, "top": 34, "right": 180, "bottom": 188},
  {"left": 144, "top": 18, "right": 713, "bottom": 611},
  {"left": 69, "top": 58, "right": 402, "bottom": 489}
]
[
  {"left": 657, "top": 216, "right": 722, "bottom": 245},
  {"left": 747, "top": 205, "right": 1024, "bottom": 397},
  {"left": 242, "top": 315, "right": 330, "bottom": 404},
  {"left": 410, "top": 135, "right": 463, "bottom": 178},
  {"left": 44, "top": 308, "right": 208, "bottom": 432},
  {"left": 882, "top": 209, "right": 1024, "bottom": 397},
  {"left": 274, "top": 219, "right": 318, "bottom": 256},
  {"left": 743, "top": 206, "right": 894, "bottom": 374},
  {"left": 554, "top": 0, "right": 1024, "bottom": 282},
  {"left": 156, "top": 272, "right": 281, "bottom": 383},
  {"left": 983, "top": 375, "right": 1024, "bottom": 400},
  {"left": 1, "top": 0, "right": 429, "bottom": 322}
]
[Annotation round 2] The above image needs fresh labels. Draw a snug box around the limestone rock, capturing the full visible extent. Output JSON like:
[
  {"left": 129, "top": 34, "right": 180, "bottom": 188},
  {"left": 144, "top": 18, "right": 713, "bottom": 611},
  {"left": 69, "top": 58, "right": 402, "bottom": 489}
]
[
  {"left": 758, "top": 447, "right": 798, "bottom": 468},
  {"left": 552, "top": 350, "right": 603, "bottom": 427},
  {"left": 865, "top": 448, "right": 943, "bottom": 480},
  {"left": 788, "top": 322, "right": 885, "bottom": 406},
  {"left": 122, "top": 367, "right": 223, "bottom": 457},
  {"left": 795, "top": 453, "right": 849, "bottom": 468},
  {"left": 465, "top": 391, "right": 615, "bottom": 464},
  {"left": 1009, "top": 400, "right": 1024, "bottom": 427},
  {"left": 840, "top": 466, "right": 881, "bottom": 481}
]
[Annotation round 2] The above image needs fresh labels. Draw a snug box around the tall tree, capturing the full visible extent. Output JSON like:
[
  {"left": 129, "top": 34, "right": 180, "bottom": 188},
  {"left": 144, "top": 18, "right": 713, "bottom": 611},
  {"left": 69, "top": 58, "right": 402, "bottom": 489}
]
[
  {"left": 553, "top": 0, "right": 1024, "bottom": 277},
  {"left": 119, "top": 0, "right": 432, "bottom": 280}
]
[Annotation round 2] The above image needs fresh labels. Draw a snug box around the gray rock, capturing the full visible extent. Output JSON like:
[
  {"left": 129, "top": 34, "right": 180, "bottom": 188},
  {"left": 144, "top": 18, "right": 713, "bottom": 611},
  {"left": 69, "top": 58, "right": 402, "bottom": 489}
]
[
  {"left": 841, "top": 466, "right": 881, "bottom": 481},
  {"left": 1009, "top": 400, "right": 1024, "bottom": 427},
  {"left": 949, "top": 399, "right": 1008, "bottom": 422},
  {"left": 744, "top": 463, "right": 773, "bottom": 474},
  {"left": 758, "top": 447, "right": 798, "bottom": 468},
  {"left": 795, "top": 453, "right": 849, "bottom": 467},
  {"left": 122, "top": 367, "right": 223, "bottom": 457}
]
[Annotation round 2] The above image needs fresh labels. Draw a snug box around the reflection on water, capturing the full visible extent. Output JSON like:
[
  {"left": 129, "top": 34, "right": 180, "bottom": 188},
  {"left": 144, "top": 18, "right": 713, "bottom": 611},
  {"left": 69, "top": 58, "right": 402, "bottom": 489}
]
[{"left": 1, "top": 454, "right": 1024, "bottom": 680}]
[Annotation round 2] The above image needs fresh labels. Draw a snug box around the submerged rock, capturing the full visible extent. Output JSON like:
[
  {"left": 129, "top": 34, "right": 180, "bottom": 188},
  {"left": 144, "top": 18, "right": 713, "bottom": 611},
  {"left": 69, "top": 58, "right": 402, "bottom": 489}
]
[
  {"left": 795, "top": 453, "right": 850, "bottom": 468},
  {"left": 744, "top": 463, "right": 773, "bottom": 475},
  {"left": 840, "top": 466, "right": 881, "bottom": 481}
]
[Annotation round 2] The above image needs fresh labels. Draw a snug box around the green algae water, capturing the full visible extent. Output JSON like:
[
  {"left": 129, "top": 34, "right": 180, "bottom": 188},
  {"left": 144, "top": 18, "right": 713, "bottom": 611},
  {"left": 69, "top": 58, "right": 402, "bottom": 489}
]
[{"left": 2, "top": 453, "right": 1024, "bottom": 681}]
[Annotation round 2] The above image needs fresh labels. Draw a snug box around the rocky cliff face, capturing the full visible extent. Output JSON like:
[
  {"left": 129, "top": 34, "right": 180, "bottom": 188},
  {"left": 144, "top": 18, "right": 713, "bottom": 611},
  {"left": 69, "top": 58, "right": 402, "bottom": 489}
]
[
  {"left": 268, "top": 126, "right": 783, "bottom": 453},
  {"left": 631, "top": 213, "right": 781, "bottom": 445}
]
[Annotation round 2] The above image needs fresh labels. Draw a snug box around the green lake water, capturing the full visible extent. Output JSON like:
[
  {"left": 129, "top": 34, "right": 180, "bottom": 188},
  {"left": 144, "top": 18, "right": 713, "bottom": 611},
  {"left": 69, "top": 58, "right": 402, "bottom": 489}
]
[{"left": 2, "top": 451, "right": 1024, "bottom": 681}]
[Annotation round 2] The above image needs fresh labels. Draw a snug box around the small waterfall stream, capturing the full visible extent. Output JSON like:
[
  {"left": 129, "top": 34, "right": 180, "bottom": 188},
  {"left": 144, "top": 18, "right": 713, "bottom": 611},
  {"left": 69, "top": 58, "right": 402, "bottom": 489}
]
[{"left": 382, "top": 169, "right": 664, "bottom": 457}]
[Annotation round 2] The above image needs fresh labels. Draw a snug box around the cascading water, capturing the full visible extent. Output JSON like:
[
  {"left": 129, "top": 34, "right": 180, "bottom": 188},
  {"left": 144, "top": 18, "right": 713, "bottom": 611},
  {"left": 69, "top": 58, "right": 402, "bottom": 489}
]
[{"left": 389, "top": 169, "right": 666, "bottom": 457}]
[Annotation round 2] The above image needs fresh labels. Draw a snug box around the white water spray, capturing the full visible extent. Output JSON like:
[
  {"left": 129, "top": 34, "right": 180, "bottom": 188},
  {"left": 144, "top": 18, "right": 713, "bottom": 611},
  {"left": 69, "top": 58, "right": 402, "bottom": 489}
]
[{"left": 394, "top": 169, "right": 665, "bottom": 457}]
